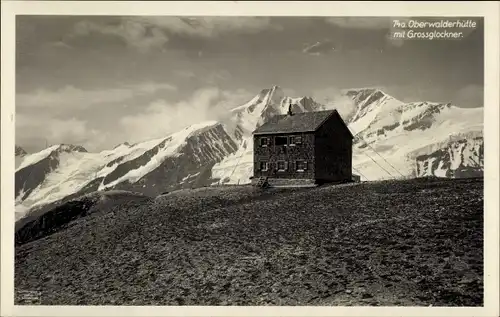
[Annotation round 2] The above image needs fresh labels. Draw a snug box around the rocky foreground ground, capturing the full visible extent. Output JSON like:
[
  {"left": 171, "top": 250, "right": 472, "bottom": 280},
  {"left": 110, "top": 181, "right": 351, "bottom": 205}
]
[{"left": 15, "top": 177, "right": 483, "bottom": 306}]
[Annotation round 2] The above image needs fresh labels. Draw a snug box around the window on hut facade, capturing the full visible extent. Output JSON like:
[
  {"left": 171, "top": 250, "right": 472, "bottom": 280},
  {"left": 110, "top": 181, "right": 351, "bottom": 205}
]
[
  {"left": 289, "top": 135, "right": 302, "bottom": 146},
  {"left": 260, "top": 137, "right": 269, "bottom": 147},
  {"left": 277, "top": 161, "right": 288, "bottom": 172},
  {"left": 260, "top": 161, "right": 269, "bottom": 171},
  {"left": 275, "top": 136, "right": 288, "bottom": 146},
  {"left": 296, "top": 160, "right": 308, "bottom": 172}
]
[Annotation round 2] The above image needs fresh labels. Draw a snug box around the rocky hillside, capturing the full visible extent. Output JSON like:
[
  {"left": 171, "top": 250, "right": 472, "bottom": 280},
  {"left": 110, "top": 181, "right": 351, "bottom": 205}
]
[
  {"left": 15, "top": 86, "right": 483, "bottom": 220},
  {"left": 15, "top": 177, "right": 483, "bottom": 306}
]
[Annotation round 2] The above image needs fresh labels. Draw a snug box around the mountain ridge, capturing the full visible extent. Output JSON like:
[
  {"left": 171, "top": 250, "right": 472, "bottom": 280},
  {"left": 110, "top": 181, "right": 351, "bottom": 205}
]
[
  {"left": 14, "top": 86, "right": 483, "bottom": 220},
  {"left": 15, "top": 145, "right": 27, "bottom": 157}
]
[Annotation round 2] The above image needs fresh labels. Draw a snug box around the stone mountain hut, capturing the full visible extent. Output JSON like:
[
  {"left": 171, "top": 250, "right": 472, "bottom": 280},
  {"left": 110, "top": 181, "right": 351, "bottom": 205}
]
[{"left": 252, "top": 106, "right": 354, "bottom": 185}]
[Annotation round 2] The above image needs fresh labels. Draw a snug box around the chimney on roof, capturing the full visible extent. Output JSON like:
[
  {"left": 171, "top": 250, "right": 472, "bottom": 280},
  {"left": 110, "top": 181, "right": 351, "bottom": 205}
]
[{"left": 287, "top": 103, "right": 294, "bottom": 116}]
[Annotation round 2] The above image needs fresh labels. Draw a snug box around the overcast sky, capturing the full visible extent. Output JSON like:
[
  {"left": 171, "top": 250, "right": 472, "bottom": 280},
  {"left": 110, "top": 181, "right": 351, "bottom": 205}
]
[{"left": 16, "top": 16, "right": 484, "bottom": 153}]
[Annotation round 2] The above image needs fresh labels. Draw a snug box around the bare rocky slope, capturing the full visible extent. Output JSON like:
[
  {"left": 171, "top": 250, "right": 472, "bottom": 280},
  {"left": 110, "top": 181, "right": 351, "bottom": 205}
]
[
  {"left": 15, "top": 177, "right": 483, "bottom": 306},
  {"left": 411, "top": 131, "right": 483, "bottom": 178}
]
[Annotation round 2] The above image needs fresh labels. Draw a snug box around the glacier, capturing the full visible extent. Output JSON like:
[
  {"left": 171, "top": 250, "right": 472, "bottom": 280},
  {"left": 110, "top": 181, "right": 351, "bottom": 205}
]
[{"left": 14, "top": 85, "right": 484, "bottom": 220}]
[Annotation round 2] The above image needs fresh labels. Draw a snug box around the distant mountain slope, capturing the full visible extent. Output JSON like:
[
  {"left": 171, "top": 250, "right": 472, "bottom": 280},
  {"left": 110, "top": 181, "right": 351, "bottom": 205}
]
[
  {"left": 15, "top": 86, "right": 483, "bottom": 220},
  {"left": 15, "top": 145, "right": 27, "bottom": 157},
  {"left": 15, "top": 145, "right": 28, "bottom": 170},
  {"left": 410, "top": 131, "right": 483, "bottom": 178},
  {"left": 16, "top": 144, "right": 88, "bottom": 203},
  {"left": 15, "top": 122, "right": 237, "bottom": 220},
  {"left": 342, "top": 88, "right": 483, "bottom": 180},
  {"left": 213, "top": 86, "right": 483, "bottom": 183}
]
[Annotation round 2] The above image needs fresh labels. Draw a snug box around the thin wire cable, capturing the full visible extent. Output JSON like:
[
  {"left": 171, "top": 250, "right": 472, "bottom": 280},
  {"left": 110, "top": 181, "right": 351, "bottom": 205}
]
[
  {"left": 351, "top": 128, "right": 405, "bottom": 178},
  {"left": 226, "top": 141, "right": 248, "bottom": 184},
  {"left": 360, "top": 149, "right": 394, "bottom": 178}
]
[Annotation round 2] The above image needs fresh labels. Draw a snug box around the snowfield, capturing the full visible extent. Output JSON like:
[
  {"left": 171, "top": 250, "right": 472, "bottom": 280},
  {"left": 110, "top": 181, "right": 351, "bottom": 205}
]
[
  {"left": 98, "top": 121, "right": 220, "bottom": 190},
  {"left": 15, "top": 86, "right": 483, "bottom": 217}
]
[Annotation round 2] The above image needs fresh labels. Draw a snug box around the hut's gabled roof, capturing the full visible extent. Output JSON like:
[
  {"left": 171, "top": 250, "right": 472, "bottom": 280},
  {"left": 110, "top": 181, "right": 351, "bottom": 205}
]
[{"left": 252, "top": 109, "right": 353, "bottom": 138}]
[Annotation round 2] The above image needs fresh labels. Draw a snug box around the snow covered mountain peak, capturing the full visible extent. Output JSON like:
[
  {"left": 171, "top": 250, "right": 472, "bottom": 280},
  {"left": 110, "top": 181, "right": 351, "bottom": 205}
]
[
  {"left": 343, "top": 88, "right": 483, "bottom": 181},
  {"left": 58, "top": 144, "right": 88, "bottom": 153},
  {"left": 97, "top": 120, "right": 230, "bottom": 191},
  {"left": 16, "top": 144, "right": 87, "bottom": 172},
  {"left": 216, "top": 86, "right": 482, "bottom": 183},
  {"left": 182, "top": 120, "right": 220, "bottom": 134},
  {"left": 113, "top": 142, "right": 131, "bottom": 150},
  {"left": 343, "top": 87, "right": 391, "bottom": 104},
  {"left": 15, "top": 85, "right": 484, "bottom": 221},
  {"left": 15, "top": 120, "right": 237, "bottom": 220},
  {"left": 225, "top": 86, "right": 327, "bottom": 143},
  {"left": 15, "top": 145, "right": 27, "bottom": 157},
  {"left": 212, "top": 87, "right": 329, "bottom": 185}
]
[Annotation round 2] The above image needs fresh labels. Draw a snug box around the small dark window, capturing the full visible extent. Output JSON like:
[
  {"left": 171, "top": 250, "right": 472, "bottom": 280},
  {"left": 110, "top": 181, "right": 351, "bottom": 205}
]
[
  {"left": 275, "top": 136, "right": 288, "bottom": 146},
  {"left": 296, "top": 160, "right": 308, "bottom": 171},
  {"left": 277, "top": 161, "right": 288, "bottom": 171},
  {"left": 260, "top": 137, "right": 269, "bottom": 147},
  {"left": 260, "top": 161, "right": 269, "bottom": 171}
]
